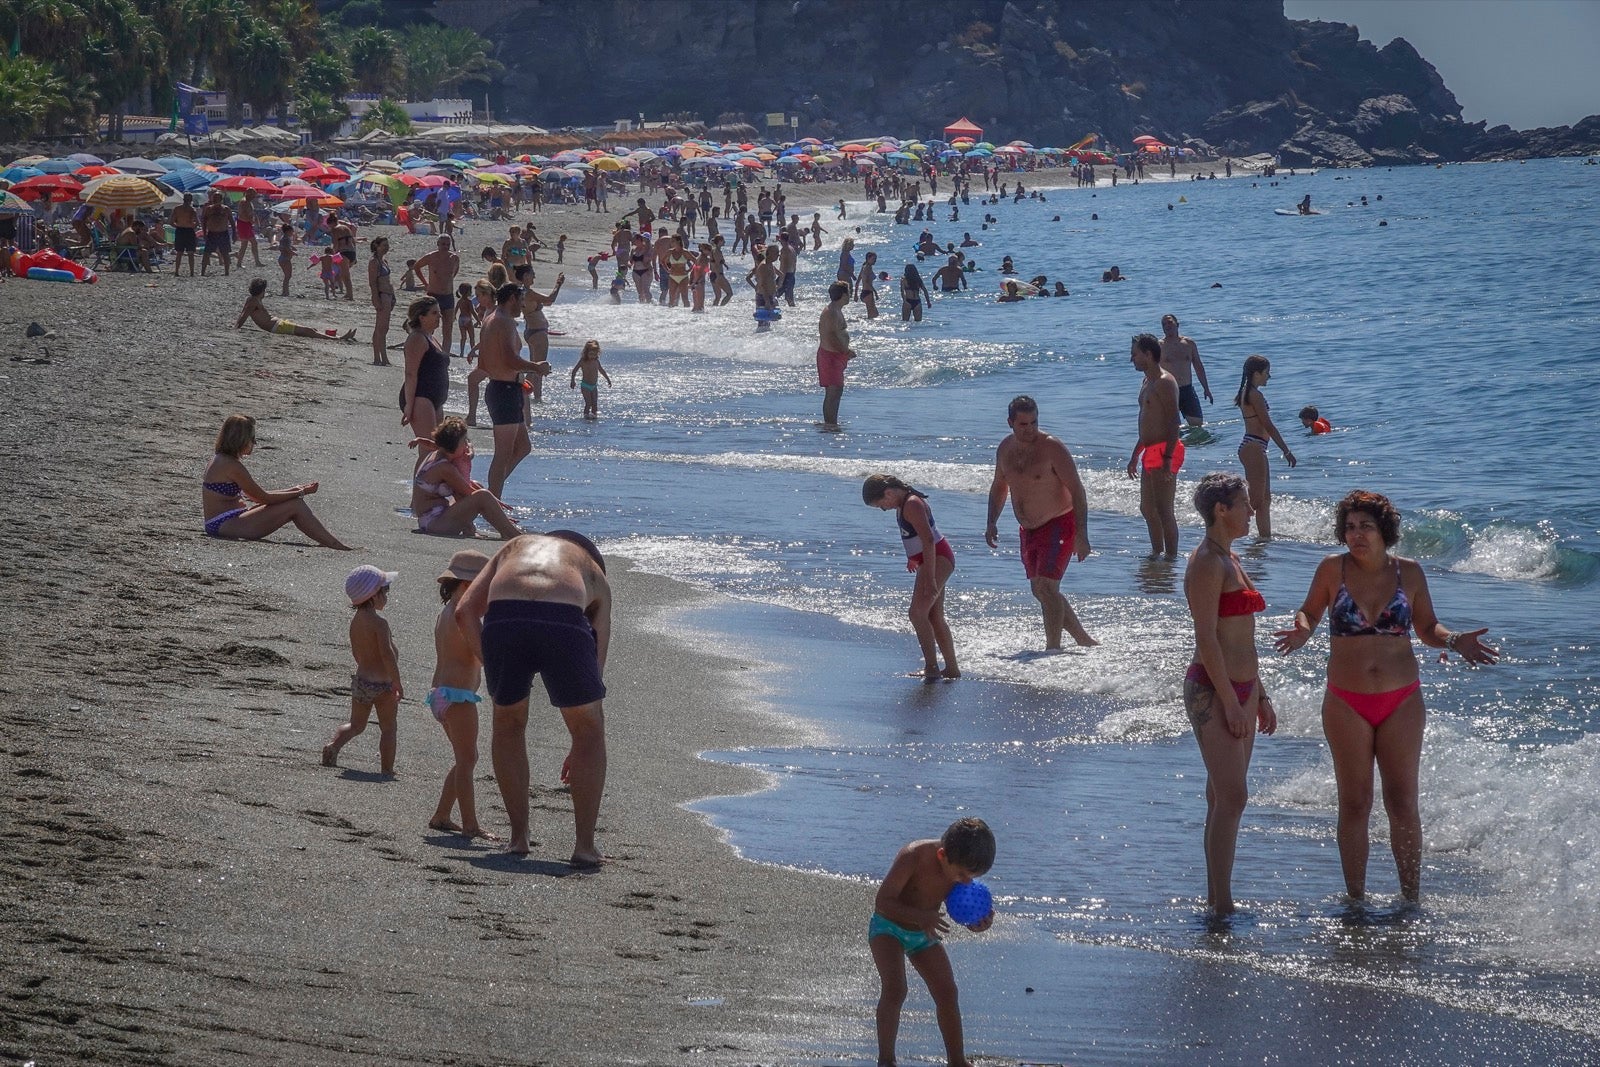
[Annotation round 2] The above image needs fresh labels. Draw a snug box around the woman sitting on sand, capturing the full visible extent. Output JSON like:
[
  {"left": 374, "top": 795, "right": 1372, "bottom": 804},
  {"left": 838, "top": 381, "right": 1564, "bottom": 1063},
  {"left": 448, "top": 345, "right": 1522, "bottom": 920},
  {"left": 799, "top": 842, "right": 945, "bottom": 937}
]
[
  {"left": 409, "top": 417, "right": 521, "bottom": 540},
  {"left": 201, "top": 414, "right": 350, "bottom": 549},
  {"left": 1275, "top": 490, "right": 1497, "bottom": 904},
  {"left": 399, "top": 296, "right": 449, "bottom": 467},
  {"left": 1182, "top": 473, "right": 1276, "bottom": 916},
  {"left": 235, "top": 279, "right": 356, "bottom": 340}
]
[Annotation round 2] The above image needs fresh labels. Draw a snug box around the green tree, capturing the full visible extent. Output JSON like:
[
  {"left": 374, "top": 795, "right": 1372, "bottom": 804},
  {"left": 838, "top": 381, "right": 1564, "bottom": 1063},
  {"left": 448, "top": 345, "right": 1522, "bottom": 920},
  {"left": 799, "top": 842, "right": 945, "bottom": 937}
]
[
  {"left": 81, "top": 0, "right": 165, "bottom": 141},
  {"left": 228, "top": 16, "right": 295, "bottom": 124},
  {"left": 358, "top": 96, "right": 411, "bottom": 136},
  {"left": 296, "top": 90, "right": 348, "bottom": 140},
  {"left": 341, "top": 26, "right": 403, "bottom": 95},
  {"left": 9, "top": 0, "right": 90, "bottom": 59},
  {"left": 402, "top": 23, "right": 500, "bottom": 101},
  {"left": 0, "top": 52, "right": 87, "bottom": 139},
  {"left": 298, "top": 48, "right": 349, "bottom": 99}
]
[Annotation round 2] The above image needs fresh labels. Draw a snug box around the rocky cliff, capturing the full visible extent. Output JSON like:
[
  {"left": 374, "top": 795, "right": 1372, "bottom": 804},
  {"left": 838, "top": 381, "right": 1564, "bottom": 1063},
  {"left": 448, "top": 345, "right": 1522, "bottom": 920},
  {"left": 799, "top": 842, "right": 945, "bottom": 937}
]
[{"left": 432, "top": 0, "right": 1598, "bottom": 164}]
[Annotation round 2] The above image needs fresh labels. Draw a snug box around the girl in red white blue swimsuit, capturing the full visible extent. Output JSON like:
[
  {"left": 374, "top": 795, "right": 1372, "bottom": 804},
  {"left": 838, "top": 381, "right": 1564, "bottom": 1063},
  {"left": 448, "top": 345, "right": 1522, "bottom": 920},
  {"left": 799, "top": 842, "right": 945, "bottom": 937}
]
[
  {"left": 1275, "top": 490, "right": 1498, "bottom": 902},
  {"left": 863, "top": 474, "right": 960, "bottom": 682}
]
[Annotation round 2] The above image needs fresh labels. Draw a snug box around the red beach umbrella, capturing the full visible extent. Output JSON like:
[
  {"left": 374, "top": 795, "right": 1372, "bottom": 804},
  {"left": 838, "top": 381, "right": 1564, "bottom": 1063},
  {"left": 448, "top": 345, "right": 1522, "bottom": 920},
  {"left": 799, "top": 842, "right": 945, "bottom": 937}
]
[
  {"left": 273, "top": 182, "right": 327, "bottom": 200},
  {"left": 212, "top": 175, "right": 280, "bottom": 193},
  {"left": 299, "top": 164, "right": 350, "bottom": 182},
  {"left": 10, "top": 173, "right": 84, "bottom": 200}
]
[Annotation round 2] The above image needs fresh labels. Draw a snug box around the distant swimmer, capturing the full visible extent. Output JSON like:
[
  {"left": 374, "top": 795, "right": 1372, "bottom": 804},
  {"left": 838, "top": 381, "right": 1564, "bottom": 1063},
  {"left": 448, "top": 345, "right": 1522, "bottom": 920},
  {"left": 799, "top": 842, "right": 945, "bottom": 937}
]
[
  {"left": 985, "top": 396, "right": 1097, "bottom": 649},
  {"left": 1299, "top": 406, "right": 1332, "bottom": 434},
  {"left": 1159, "top": 313, "right": 1214, "bottom": 432},
  {"left": 960, "top": 232, "right": 980, "bottom": 247},
  {"left": 1052, "top": 282, "right": 1069, "bottom": 297},
  {"left": 999, "top": 255, "right": 1017, "bottom": 275},
  {"left": 997, "top": 280, "right": 1027, "bottom": 302},
  {"left": 1298, "top": 194, "right": 1313, "bottom": 215},
  {"left": 1102, "top": 265, "right": 1126, "bottom": 282}
]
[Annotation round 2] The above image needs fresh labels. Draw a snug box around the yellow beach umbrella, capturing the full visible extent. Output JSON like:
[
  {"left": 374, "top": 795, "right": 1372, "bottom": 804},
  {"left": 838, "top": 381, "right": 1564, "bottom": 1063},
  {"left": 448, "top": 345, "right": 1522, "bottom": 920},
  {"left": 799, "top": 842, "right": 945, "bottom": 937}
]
[
  {"left": 592, "top": 156, "right": 627, "bottom": 171},
  {"left": 84, "top": 174, "right": 165, "bottom": 209},
  {"left": 471, "top": 172, "right": 512, "bottom": 184}
]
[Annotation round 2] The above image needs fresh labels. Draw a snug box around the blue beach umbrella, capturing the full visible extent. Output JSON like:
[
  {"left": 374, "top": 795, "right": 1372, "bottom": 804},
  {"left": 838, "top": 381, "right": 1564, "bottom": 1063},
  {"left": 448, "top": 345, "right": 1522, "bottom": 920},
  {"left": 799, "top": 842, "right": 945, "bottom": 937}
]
[
  {"left": 161, "top": 168, "right": 217, "bottom": 192},
  {"left": 448, "top": 152, "right": 477, "bottom": 162},
  {"left": 217, "top": 161, "right": 279, "bottom": 176},
  {"left": 0, "top": 166, "right": 43, "bottom": 182},
  {"left": 68, "top": 152, "right": 105, "bottom": 166},
  {"left": 35, "top": 158, "right": 78, "bottom": 173},
  {"left": 155, "top": 156, "right": 196, "bottom": 171},
  {"left": 401, "top": 157, "right": 438, "bottom": 169}
]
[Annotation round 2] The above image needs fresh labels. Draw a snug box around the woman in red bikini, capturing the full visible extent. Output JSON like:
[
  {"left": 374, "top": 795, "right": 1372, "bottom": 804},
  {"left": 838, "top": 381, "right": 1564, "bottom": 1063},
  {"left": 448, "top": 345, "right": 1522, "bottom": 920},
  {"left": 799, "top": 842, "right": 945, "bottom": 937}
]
[
  {"left": 1275, "top": 490, "right": 1497, "bottom": 902},
  {"left": 1183, "top": 473, "right": 1277, "bottom": 916}
]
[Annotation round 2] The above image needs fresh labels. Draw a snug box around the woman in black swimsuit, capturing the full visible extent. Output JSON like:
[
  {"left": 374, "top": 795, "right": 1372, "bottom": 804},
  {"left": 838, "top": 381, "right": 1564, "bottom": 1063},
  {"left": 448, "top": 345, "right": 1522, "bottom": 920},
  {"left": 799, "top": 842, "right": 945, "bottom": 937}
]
[{"left": 400, "top": 296, "right": 450, "bottom": 470}]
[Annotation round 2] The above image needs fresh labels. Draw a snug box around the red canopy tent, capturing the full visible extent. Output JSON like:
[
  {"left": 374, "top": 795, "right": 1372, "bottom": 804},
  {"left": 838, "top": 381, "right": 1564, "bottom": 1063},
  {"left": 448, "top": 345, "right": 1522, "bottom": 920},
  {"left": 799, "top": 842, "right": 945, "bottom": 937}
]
[{"left": 943, "top": 116, "right": 984, "bottom": 141}]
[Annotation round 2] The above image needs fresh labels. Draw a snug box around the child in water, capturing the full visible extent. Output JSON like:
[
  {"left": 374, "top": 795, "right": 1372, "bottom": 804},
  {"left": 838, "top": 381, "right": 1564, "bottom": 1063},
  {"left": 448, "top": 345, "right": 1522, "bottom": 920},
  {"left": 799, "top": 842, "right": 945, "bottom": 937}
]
[
  {"left": 323, "top": 566, "right": 402, "bottom": 775},
  {"left": 555, "top": 234, "right": 566, "bottom": 263},
  {"left": 569, "top": 339, "right": 612, "bottom": 420},
  {"left": 871, "top": 817, "right": 995, "bottom": 1067},
  {"left": 1299, "top": 405, "right": 1332, "bottom": 434},
  {"left": 862, "top": 474, "right": 959, "bottom": 681},
  {"left": 425, "top": 550, "right": 498, "bottom": 839}
]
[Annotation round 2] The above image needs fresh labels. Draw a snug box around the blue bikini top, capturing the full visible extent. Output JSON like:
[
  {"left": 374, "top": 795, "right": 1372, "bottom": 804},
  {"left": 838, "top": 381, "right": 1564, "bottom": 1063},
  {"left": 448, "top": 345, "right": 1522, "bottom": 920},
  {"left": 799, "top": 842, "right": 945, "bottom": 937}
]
[{"left": 1330, "top": 557, "right": 1412, "bottom": 637}]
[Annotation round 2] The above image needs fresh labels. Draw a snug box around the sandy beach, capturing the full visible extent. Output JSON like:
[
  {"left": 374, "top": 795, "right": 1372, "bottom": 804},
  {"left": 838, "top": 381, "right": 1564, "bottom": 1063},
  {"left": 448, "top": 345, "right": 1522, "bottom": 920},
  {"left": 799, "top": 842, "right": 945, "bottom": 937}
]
[{"left": 9, "top": 167, "right": 1600, "bottom": 1067}]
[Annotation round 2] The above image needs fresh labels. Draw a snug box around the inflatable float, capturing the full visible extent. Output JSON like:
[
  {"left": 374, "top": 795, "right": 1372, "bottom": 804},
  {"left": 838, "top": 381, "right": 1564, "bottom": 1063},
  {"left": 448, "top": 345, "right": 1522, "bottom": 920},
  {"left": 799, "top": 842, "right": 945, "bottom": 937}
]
[
  {"left": 10, "top": 249, "right": 97, "bottom": 282},
  {"left": 753, "top": 306, "right": 782, "bottom": 322},
  {"left": 1274, "top": 208, "right": 1326, "bottom": 216}
]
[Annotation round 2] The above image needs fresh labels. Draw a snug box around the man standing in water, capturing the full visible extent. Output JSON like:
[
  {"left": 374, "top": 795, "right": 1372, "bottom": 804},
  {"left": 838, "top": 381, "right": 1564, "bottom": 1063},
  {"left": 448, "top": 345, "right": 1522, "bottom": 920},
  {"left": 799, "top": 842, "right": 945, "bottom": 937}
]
[
  {"left": 456, "top": 530, "right": 611, "bottom": 865},
  {"left": 1129, "top": 333, "right": 1184, "bottom": 558},
  {"left": 1159, "top": 313, "right": 1213, "bottom": 434},
  {"left": 816, "top": 280, "right": 856, "bottom": 430},
  {"left": 415, "top": 236, "right": 461, "bottom": 354},
  {"left": 985, "top": 396, "right": 1097, "bottom": 648},
  {"left": 479, "top": 283, "right": 551, "bottom": 498}
]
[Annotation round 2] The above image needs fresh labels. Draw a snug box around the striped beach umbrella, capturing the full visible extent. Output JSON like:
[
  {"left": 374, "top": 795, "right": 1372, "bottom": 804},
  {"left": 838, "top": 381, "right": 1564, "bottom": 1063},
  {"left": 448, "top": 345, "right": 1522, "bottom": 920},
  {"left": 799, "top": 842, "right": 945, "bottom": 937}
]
[
  {"left": 0, "top": 191, "right": 35, "bottom": 215},
  {"left": 84, "top": 175, "right": 165, "bottom": 209}
]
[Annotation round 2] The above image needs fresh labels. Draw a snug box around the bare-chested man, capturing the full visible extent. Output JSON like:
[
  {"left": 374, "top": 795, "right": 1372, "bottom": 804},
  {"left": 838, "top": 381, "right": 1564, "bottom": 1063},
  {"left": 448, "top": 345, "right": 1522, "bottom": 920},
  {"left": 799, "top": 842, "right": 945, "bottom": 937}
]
[
  {"left": 932, "top": 255, "right": 967, "bottom": 292},
  {"left": 456, "top": 530, "right": 610, "bottom": 865},
  {"left": 1159, "top": 313, "right": 1213, "bottom": 430},
  {"left": 200, "top": 192, "right": 232, "bottom": 277},
  {"left": 817, "top": 280, "right": 855, "bottom": 429},
  {"left": 1129, "top": 333, "right": 1184, "bottom": 558},
  {"left": 415, "top": 236, "right": 461, "bottom": 353},
  {"left": 746, "top": 245, "right": 779, "bottom": 313},
  {"left": 479, "top": 283, "right": 552, "bottom": 498},
  {"left": 985, "top": 395, "right": 1097, "bottom": 648},
  {"left": 171, "top": 193, "right": 199, "bottom": 276}
]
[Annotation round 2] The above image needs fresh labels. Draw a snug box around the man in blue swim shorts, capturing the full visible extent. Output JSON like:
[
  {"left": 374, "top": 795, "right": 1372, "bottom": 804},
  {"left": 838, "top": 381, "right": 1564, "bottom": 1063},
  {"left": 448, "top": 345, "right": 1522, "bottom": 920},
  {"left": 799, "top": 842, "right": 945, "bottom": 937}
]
[{"left": 457, "top": 530, "right": 611, "bottom": 866}]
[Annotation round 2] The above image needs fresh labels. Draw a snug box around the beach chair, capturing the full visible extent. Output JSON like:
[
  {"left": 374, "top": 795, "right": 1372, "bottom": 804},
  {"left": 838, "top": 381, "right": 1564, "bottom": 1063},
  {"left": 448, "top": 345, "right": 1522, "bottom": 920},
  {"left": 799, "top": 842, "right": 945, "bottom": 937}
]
[{"left": 91, "top": 229, "right": 137, "bottom": 271}]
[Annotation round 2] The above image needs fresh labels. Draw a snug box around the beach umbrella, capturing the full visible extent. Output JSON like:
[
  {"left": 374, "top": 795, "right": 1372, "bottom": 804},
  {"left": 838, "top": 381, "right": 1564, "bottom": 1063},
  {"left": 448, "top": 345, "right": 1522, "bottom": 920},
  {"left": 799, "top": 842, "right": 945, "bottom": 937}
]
[
  {"left": 107, "top": 157, "right": 166, "bottom": 175},
  {"left": 539, "top": 168, "right": 570, "bottom": 180},
  {"left": 737, "top": 158, "right": 764, "bottom": 169},
  {"left": 431, "top": 159, "right": 470, "bottom": 171},
  {"left": 326, "top": 157, "right": 360, "bottom": 169},
  {"left": 1007, "top": 140, "right": 1035, "bottom": 148},
  {"left": 10, "top": 173, "right": 84, "bottom": 201},
  {"left": 1132, "top": 135, "right": 1160, "bottom": 145},
  {"left": 154, "top": 156, "right": 196, "bottom": 171},
  {"left": 299, "top": 164, "right": 350, "bottom": 182},
  {"left": 212, "top": 174, "right": 280, "bottom": 193},
  {"left": 0, "top": 191, "right": 36, "bottom": 215},
  {"left": 84, "top": 175, "right": 165, "bottom": 209},
  {"left": 9, "top": 155, "right": 50, "bottom": 166},
  {"left": 284, "top": 194, "right": 342, "bottom": 208},
  {"left": 161, "top": 168, "right": 217, "bottom": 192},
  {"left": 964, "top": 148, "right": 992, "bottom": 158},
  {"left": 217, "top": 161, "right": 279, "bottom": 176},
  {"left": 401, "top": 156, "right": 438, "bottom": 169},
  {"left": 470, "top": 172, "right": 511, "bottom": 185},
  {"left": 591, "top": 156, "right": 627, "bottom": 171},
  {"left": 68, "top": 152, "right": 105, "bottom": 166},
  {"left": 35, "top": 159, "right": 78, "bottom": 174},
  {"left": 272, "top": 182, "right": 326, "bottom": 200},
  {"left": 222, "top": 152, "right": 260, "bottom": 162},
  {"left": 363, "top": 159, "right": 401, "bottom": 173},
  {"left": 0, "top": 166, "right": 43, "bottom": 182},
  {"left": 72, "top": 164, "right": 121, "bottom": 178}
]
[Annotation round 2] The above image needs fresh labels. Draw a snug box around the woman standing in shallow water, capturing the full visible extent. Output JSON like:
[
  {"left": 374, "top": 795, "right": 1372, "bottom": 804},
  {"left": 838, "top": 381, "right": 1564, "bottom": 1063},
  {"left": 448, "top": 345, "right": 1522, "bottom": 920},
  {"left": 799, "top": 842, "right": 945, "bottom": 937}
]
[
  {"left": 1183, "top": 473, "right": 1276, "bottom": 916},
  {"left": 1233, "top": 354, "right": 1295, "bottom": 539},
  {"left": 1275, "top": 490, "right": 1497, "bottom": 902}
]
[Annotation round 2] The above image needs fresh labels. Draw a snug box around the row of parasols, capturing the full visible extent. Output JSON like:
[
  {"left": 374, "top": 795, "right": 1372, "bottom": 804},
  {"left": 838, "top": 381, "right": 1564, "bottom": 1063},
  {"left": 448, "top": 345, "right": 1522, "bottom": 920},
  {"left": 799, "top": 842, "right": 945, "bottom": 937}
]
[{"left": 0, "top": 136, "right": 1114, "bottom": 216}]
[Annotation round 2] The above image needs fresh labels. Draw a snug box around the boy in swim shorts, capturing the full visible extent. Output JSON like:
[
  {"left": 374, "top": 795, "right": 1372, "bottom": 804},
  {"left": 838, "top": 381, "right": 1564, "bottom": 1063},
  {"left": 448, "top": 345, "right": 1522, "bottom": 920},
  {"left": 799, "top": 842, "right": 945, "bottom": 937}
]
[
  {"left": 870, "top": 817, "right": 996, "bottom": 1067},
  {"left": 323, "top": 565, "right": 402, "bottom": 775}
]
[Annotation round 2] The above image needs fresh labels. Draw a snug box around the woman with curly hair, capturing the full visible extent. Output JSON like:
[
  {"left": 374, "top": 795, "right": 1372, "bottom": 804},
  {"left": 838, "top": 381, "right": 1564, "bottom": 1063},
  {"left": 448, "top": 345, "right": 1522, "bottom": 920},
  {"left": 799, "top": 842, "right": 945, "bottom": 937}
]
[{"left": 1275, "top": 490, "right": 1497, "bottom": 902}]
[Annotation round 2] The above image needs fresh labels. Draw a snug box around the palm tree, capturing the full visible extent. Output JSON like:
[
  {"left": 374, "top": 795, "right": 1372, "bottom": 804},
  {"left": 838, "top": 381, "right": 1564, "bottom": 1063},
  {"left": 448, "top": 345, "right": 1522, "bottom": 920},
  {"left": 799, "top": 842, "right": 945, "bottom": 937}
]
[
  {"left": 402, "top": 23, "right": 501, "bottom": 101},
  {"left": 296, "top": 90, "right": 348, "bottom": 140},
  {"left": 342, "top": 26, "right": 403, "bottom": 96},
  {"left": 358, "top": 96, "right": 411, "bottom": 136},
  {"left": 297, "top": 49, "right": 350, "bottom": 100},
  {"left": 12, "top": 0, "right": 90, "bottom": 60},
  {"left": 0, "top": 53, "right": 87, "bottom": 139},
  {"left": 228, "top": 16, "right": 294, "bottom": 124},
  {"left": 82, "top": 0, "right": 165, "bottom": 140}
]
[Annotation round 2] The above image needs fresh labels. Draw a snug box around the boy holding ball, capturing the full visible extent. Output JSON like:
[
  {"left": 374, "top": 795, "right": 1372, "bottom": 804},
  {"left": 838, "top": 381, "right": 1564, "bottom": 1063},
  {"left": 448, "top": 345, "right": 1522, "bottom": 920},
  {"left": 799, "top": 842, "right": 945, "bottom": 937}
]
[{"left": 870, "top": 817, "right": 996, "bottom": 1067}]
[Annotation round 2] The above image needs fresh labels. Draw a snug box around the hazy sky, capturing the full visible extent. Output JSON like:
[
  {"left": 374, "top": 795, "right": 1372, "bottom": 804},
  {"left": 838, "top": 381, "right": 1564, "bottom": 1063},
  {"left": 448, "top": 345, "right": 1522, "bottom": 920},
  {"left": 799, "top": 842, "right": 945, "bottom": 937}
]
[{"left": 1282, "top": 0, "right": 1600, "bottom": 129}]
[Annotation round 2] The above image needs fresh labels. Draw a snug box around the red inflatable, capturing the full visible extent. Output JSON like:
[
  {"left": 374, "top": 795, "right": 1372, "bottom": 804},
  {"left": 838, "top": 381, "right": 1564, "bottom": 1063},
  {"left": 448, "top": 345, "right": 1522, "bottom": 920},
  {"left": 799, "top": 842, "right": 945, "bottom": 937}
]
[{"left": 10, "top": 249, "right": 97, "bottom": 282}]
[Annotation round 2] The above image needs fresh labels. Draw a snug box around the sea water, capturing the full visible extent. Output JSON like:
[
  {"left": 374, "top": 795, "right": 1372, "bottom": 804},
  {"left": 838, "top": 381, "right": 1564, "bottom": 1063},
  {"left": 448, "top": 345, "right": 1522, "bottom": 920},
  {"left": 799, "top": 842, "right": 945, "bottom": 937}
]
[{"left": 486, "top": 158, "right": 1600, "bottom": 1058}]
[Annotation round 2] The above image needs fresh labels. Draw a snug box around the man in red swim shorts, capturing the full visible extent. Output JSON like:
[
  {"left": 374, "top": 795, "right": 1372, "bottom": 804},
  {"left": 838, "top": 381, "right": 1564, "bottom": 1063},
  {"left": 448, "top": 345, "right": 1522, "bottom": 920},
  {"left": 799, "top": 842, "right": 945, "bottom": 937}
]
[
  {"left": 985, "top": 395, "right": 1097, "bottom": 649},
  {"left": 816, "top": 280, "right": 855, "bottom": 429},
  {"left": 1128, "top": 332, "right": 1184, "bottom": 558}
]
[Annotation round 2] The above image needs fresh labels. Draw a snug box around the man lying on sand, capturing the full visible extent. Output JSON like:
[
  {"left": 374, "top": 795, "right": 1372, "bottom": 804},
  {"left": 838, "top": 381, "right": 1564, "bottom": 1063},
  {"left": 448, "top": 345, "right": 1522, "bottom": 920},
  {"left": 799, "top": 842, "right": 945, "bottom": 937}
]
[{"left": 235, "top": 278, "right": 357, "bottom": 340}]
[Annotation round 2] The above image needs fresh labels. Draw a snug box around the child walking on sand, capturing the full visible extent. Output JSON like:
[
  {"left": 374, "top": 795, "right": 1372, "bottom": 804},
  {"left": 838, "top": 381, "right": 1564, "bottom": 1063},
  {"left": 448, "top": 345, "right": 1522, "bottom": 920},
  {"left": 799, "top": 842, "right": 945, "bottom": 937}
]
[
  {"left": 569, "top": 339, "right": 612, "bottom": 420},
  {"left": 455, "top": 281, "right": 478, "bottom": 358},
  {"left": 862, "top": 474, "right": 960, "bottom": 682},
  {"left": 871, "top": 817, "right": 995, "bottom": 1067},
  {"left": 425, "top": 551, "right": 499, "bottom": 839},
  {"left": 323, "top": 566, "right": 402, "bottom": 774},
  {"left": 318, "top": 247, "right": 337, "bottom": 299}
]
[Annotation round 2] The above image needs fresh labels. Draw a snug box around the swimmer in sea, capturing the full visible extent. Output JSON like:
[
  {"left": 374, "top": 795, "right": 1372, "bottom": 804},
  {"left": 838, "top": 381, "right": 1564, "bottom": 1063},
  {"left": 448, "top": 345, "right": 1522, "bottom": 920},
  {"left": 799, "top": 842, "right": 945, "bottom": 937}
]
[
  {"left": 997, "top": 280, "right": 1026, "bottom": 303},
  {"left": 235, "top": 279, "right": 356, "bottom": 340},
  {"left": 1299, "top": 406, "right": 1332, "bottom": 434},
  {"left": 933, "top": 255, "right": 967, "bottom": 292}
]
